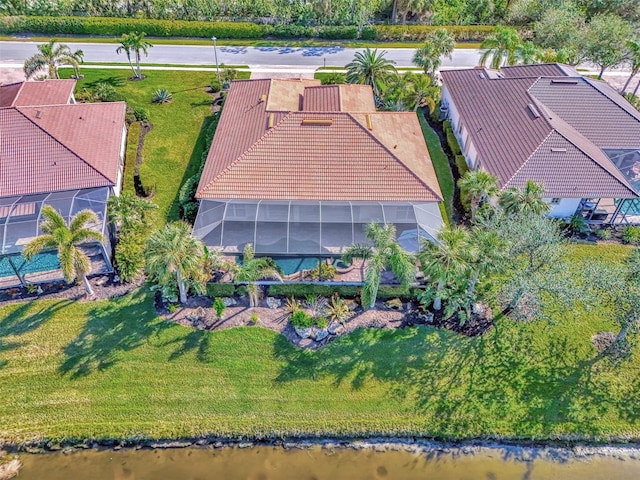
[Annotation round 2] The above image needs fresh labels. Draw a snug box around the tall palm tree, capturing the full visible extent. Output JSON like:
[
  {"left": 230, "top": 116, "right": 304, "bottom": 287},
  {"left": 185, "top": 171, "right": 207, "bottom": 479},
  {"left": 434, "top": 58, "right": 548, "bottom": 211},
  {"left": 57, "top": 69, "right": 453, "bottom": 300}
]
[
  {"left": 412, "top": 28, "right": 455, "bottom": 78},
  {"left": 145, "top": 221, "right": 207, "bottom": 304},
  {"left": 342, "top": 223, "right": 415, "bottom": 309},
  {"left": 466, "top": 227, "right": 506, "bottom": 295},
  {"left": 479, "top": 27, "right": 522, "bottom": 69},
  {"left": 457, "top": 170, "right": 499, "bottom": 221},
  {"left": 498, "top": 180, "right": 550, "bottom": 216},
  {"left": 232, "top": 244, "right": 283, "bottom": 307},
  {"left": 116, "top": 33, "right": 137, "bottom": 78},
  {"left": 418, "top": 226, "right": 470, "bottom": 311},
  {"left": 405, "top": 72, "right": 439, "bottom": 112},
  {"left": 23, "top": 205, "right": 103, "bottom": 296},
  {"left": 346, "top": 48, "right": 397, "bottom": 97},
  {"left": 622, "top": 39, "right": 640, "bottom": 93},
  {"left": 127, "top": 31, "right": 153, "bottom": 79},
  {"left": 23, "top": 40, "right": 80, "bottom": 80}
]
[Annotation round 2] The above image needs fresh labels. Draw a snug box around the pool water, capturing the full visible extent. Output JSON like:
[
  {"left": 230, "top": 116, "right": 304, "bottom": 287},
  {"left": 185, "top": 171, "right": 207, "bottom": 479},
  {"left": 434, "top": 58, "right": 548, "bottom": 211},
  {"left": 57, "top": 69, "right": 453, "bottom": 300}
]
[
  {"left": 273, "top": 256, "right": 321, "bottom": 276},
  {"left": 0, "top": 252, "right": 60, "bottom": 279}
]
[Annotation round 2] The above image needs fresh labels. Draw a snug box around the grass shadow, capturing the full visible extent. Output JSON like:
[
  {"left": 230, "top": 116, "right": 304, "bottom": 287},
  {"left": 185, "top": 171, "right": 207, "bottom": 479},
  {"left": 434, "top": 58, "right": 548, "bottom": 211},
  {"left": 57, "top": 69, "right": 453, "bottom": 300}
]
[
  {"left": 166, "top": 115, "right": 214, "bottom": 222},
  {"left": 59, "top": 289, "right": 171, "bottom": 378}
]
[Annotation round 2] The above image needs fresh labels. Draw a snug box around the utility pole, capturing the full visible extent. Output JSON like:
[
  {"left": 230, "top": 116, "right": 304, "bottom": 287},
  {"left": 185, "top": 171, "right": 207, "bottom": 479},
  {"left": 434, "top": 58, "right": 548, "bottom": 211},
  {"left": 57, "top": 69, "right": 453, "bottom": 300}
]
[{"left": 212, "top": 36, "right": 220, "bottom": 83}]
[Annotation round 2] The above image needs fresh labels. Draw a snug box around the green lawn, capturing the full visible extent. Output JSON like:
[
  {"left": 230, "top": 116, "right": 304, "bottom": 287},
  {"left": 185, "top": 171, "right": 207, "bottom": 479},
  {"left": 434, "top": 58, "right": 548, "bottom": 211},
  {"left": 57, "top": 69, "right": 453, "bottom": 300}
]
[
  {"left": 418, "top": 112, "right": 454, "bottom": 224},
  {"left": 1, "top": 245, "right": 639, "bottom": 444},
  {"left": 59, "top": 68, "right": 249, "bottom": 223}
]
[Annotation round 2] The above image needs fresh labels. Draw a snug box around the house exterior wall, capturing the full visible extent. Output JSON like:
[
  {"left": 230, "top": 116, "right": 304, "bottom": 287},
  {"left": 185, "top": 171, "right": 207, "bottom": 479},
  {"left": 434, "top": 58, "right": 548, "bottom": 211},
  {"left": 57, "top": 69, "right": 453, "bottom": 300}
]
[
  {"left": 545, "top": 197, "right": 581, "bottom": 218},
  {"left": 442, "top": 85, "right": 479, "bottom": 169}
]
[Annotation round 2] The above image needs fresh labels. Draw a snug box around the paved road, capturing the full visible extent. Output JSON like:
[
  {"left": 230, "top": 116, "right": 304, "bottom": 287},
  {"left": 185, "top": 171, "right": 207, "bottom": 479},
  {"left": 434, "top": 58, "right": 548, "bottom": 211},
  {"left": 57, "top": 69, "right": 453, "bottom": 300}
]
[{"left": 0, "top": 41, "right": 483, "bottom": 68}]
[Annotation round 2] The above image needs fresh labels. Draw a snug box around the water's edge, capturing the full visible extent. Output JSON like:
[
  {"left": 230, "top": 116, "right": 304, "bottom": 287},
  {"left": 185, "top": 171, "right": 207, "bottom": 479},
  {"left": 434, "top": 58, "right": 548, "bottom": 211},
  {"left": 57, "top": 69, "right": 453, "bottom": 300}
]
[{"left": 5, "top": 436, "right": 640, "bottom": 461}]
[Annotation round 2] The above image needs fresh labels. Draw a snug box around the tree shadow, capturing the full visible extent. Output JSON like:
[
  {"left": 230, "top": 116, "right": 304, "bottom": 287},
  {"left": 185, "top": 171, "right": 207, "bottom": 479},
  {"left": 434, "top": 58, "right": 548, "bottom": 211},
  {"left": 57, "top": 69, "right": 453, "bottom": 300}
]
[
  {"left": 273, "top": 321, "right": 640, "bottom": 438},
  {"left": 161, "top": 328, "right": 212, "bottom": 363},
  {"left": 59, "top": 290, "right": 172, "bottom": 378},
  {"left": 166, "top": 115, "right": 214, "bottom": 222},
  {"left": 84, "top": 76, "right": 125, "bottom": 88}
]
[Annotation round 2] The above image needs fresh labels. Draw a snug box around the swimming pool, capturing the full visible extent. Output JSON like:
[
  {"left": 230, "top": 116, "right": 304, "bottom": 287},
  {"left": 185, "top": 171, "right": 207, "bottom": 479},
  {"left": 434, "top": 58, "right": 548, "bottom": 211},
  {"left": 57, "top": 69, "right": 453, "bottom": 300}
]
[{"left": 0, "top": 252, "right": 60, "bottom": 279}]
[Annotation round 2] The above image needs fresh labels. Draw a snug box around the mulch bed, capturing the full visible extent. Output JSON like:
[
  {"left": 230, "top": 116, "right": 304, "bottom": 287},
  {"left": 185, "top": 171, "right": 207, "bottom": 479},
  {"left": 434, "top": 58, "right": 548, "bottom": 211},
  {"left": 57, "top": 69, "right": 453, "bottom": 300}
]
[{"left": 160, "top": 293, "right": 495, "bottom": 350}]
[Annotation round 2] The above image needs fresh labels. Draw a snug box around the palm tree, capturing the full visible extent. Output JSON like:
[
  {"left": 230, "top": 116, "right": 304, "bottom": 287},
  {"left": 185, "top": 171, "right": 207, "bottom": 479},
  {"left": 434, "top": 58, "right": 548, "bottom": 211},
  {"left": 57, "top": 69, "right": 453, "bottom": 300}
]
[
  {"left": 116, "top": 33, "right": 137, "bottom": 78},
  {"left": 457, "top": 170, "right": 500, "bottom": 221},
  {"left": 232, "top": 244, "right": 282, "bottom": 307},
  {"left": 405, "top": 72, "right": 439, "bottom": 112},
  {"left": 466, "top": 227, "right": 506, "bottom": 295},
  {"left": 23, "top": 205, "right": 103, "bottom": 296},
  {"left": 479, "top": 27, "right": 522, "bottom": 69},
  {"left": 412, "top": 28, "right": 455, "bottom": 78},
  {"left": 342, "top": 223, "right": 415, "bottom": 309},
  {"left": 517, "top": 41, "right": 542, "bottom": 65},
  {"left": 107, "top": 192, "right": 157, "bottom": 235},
  {"left": 622, "top": 39, "right": 640, "bottom": 93},
  {"left": 69, "top": 48, "right": 84, "bottom": 78},
  {"left": 346, "top": 48, "right": 397, "bottom": 97},
  {"left": 145, "top": 221, "right": 207, "bottom": 304},
  {"left": 498, "top": 180, "right": 550, "bottom": 216},
  {"left": 23, "top": 40, "right": 80, "bottom": 80},
  {"left": 127, "top": 32, "right": 153, "bottom": 79},
  {"left": 418, "top": 226, "right": 470, "bottom": 311}
]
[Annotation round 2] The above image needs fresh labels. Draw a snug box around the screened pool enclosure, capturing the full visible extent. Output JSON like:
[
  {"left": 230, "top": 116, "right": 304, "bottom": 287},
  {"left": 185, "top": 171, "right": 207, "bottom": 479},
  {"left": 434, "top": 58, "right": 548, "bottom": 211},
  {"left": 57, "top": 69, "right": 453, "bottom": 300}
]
[
  {"left": 0, "top": 187, "right": 112, "bottom": 287},
  {"left": 193, "top": 200, "right": 445, "bottom": 255}
]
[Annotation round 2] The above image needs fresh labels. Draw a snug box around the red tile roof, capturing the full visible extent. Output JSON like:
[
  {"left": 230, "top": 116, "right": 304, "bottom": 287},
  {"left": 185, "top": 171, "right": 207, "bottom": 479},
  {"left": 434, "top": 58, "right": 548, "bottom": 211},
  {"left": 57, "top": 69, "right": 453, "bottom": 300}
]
[
  {"left": 0, "top": 80, "right": 126, "bottom": 197},
  {"left": 0, "top": 79, "right": 76, "bottom": 107},
  {"left": 441, "top": 67, "right": 638, "bottom": 198},
  {"left": 197, "top": 79, "right": 442, "bottom": 202}
]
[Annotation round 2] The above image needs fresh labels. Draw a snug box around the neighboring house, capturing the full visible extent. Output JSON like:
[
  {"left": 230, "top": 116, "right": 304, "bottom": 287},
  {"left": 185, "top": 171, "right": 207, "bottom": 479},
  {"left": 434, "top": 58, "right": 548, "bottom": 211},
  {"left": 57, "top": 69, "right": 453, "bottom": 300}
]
[
  {"left": 194, "top": 78, "right": 444, "bottom": 256},
  {"left": 0, "top": 79, "right": 127, "bottom": 284},
  {"left": 441, "top": 64, "right": 640, "bottom": 224}
]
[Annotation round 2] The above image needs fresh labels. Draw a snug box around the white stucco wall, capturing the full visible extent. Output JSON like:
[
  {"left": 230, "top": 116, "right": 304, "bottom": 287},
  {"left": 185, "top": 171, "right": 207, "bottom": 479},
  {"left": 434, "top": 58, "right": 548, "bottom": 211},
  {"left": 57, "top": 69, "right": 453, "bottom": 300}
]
[{"left": 546, "top": 198, "right": 581, "bottom": 218}]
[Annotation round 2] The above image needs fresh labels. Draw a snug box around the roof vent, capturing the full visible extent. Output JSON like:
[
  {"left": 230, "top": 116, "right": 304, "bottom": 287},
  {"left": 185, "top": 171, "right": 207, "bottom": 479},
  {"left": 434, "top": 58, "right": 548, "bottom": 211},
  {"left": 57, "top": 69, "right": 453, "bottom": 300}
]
[
  {"left": 365, "top": 114, "right": 373, "bottom": 130},
  {"left": 268, "top": 113, "right": 275, "bottom": 129},
  {"left": 35, "top": 110, "right": 42, "bottom": 119},
  {"left": 550, "top": 148, "right": 567, "bottom": 153},
  {"left": 260, "top": 94, "right": 267, "bottom": 102},
  {"left": 550, "top": 78, "right": 579, "bottom": 85},
  {"left": 301, "top": 118, "right": 333, "bottom": 126},
  {"left": 527, "top": 103, "right": 540, "bottom": 118}
]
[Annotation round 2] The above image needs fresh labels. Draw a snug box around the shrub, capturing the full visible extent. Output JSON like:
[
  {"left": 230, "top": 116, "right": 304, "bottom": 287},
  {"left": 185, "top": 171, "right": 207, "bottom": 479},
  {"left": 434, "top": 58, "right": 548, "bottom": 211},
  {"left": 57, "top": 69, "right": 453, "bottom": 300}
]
[
  {"left": 595, "top": 227, "right": 611, "bottom": 240},
  {"left": 446, "top": 128, "right": 462, "bottom": 156},
  {"left": 212, "top": 297, "right": 226, "bottom": 319},
  {"left": 210, "top": 78, "right": 222, "bottom": 93},
  {"left": 320, "top": 72, "right": 346, "bottom": 85},
  {"left": 236, "top": 285, "right": 248, "bottom": 297},
  {"left": 206, "top": 282, "right": 235, "bottom": 297},
  {"left": 317, "top": 25, "right": 358, "bottom": 40},
  {"left": 455, "top": 154, "right": 469, "bottom": 176},
  {"left": 268, "top": 283, "right": 415, "bottom": 300},
  {"left": 271, "top": 24, "right": 316, "bottom": 38},
  {"left": 290, "top": 310, "right": 314, "bottom": 328},
  {"left": 114, "top": 234, "right": 146, "bottom": 282},
  {"left": 152, "top": 88, "right": 173, "bottom": 103},
  {"left": 315, "top": 317, "right": 328, "bottom": 329},
  {"left": 125, "top": 106, "right": 150, "bottom": 124},
  {"left": 284, "top": 297, "right": 301, "bottom": 315},
  {"left": 622, "top": 226, "right": 640, "bottom": 245},
  {"left": 373, "top": 25, "right": 502, "bottom": 42},
  {"left": 249, "top": 312, "right": 259, "bottom": 324},
  {"left": 307, "top": 263, "right": 336, "bottom": 281},
  {"left": 327, "top": 295, "right": 351, "bottom": 323},
  {"left": 92, "top": 82, "right": 123, "bottom": 102},
  {"left": 568, "top": 214, "right": 589, "bottom": 234},
  {"left": 360, "top": 26, "right": 376, "bottom": 40}
]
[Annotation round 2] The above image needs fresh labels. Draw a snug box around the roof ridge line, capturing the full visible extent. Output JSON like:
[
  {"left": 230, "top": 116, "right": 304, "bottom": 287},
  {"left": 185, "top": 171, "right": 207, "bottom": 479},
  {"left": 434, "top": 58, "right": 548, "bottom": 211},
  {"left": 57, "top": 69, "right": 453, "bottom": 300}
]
[
  {"left": 582, "top": 77, "right": 640, "bottom": 123},
  {"left": 347, "top": 112, "right": 443, "bottom": 201},
  {"left": 199, "top": 111, "right": 293, "bottom": 195},
  {"left": 10, "top": 81, "right": 27, "bottom": 107},
  {"left": 13, "top": 107, "right": 115, "bottom": 185},
  {"left": 502, "top": 129, "right": 555, "bottom": 189}
]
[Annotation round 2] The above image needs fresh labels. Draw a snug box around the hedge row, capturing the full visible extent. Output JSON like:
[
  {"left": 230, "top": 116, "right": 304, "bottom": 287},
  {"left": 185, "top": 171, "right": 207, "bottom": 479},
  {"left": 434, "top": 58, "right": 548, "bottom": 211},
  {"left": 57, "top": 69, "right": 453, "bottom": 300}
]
[
  {"left": 267, "top": 283, "right": 417, "bottom": 300},
  {"left": 0, "top": 16, "right": 511, "bottom": 41}
]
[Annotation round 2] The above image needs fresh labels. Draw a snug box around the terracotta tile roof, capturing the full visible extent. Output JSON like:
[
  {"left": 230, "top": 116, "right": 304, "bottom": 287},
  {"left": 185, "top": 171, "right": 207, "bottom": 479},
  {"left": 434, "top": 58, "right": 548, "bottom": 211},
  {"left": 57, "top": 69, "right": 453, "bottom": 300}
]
[
  {"left": 265, "top": 78, "right": 320, "bottom": 111},
  {"left": 303, "top": 84, "right": 376, "bottom": 112},
  {"left": 197, "top": 79, "right": 441, "bottom": 202},
  {"left": 0, "top": 80, "right": 126, "bottom": 197},
  {"left": 441, "top": 67, "right": 638, "bottom": 198},
  {"left": 0, "top": 79, "right": 76, "bottom": 107}
]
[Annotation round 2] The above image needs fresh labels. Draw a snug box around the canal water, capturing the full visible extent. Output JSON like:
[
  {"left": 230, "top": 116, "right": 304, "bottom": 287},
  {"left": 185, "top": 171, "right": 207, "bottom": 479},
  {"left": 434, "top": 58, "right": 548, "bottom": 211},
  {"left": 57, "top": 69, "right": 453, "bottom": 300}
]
[{"left": 16, "top": 445, "right": 640, "bottom": 480}]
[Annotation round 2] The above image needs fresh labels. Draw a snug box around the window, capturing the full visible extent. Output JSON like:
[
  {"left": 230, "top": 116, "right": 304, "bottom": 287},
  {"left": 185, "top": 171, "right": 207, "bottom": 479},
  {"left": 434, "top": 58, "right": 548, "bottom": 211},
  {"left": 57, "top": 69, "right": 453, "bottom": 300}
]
[{"left": 551, "top": 198, "right": 561, "bottom": 205}]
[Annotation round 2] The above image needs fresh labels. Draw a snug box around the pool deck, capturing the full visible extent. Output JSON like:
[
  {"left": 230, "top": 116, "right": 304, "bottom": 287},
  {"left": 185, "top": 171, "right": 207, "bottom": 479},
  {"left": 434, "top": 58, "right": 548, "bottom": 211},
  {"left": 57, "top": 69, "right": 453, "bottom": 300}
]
[{"left": 0, "top": 246, "right": 111, "bottom": 290}]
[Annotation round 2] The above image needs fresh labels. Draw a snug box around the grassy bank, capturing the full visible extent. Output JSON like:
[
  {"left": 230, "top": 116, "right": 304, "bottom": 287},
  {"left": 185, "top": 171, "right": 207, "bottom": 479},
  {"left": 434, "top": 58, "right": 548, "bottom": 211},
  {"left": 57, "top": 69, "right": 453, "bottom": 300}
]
[
  {"left": 1, "top": 245, "right": 639, "bottom": 444},
  {"left": 60, "top": 68, "right": 249, "bottom": 224}
]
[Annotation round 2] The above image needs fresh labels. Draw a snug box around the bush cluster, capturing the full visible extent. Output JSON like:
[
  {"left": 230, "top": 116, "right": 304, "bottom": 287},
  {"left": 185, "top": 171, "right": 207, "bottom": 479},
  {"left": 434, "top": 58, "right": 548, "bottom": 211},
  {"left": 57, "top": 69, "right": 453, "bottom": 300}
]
[
  {"left": 0, "top": 16, "right": 511, "bottom": 42},
  {"left": 268, "top": 283, "right": 415, "bottom": 300},
  {"left": 206, "top": 282, "right": 236, "bottom": 297}
]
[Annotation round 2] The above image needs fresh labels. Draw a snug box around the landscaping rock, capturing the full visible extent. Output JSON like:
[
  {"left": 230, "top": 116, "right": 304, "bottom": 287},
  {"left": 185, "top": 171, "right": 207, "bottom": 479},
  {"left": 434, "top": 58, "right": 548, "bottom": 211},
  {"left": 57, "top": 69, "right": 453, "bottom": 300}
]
[
  {"left": 385, "top": 298, "right": 403, "bottom": 310},
  {"left": 314, "top": 329, "right": 329, "bottom": 341},
  {"left": 222, "top": 297, "right": 237, "bottom": 307},
  {"left": 416, "top": 311, "right": 434, "bottom": 324},
  {"left": 294, "top": 326, "right": 312, "bottom": 339},
  {"left": 266, "top": 297, "right": 281, "bottom": 309},
  {"left": 238, "top": 442, "right": 253, "bottom": 449},
  {"left": 186, "top": 306, "right": 207, "bottom": 322},
  {"left": 344, "top": 299, "right": 359, "bottom": 311},
  {"left": 327, "top": 322, "right": 343, "bottom": 335}
]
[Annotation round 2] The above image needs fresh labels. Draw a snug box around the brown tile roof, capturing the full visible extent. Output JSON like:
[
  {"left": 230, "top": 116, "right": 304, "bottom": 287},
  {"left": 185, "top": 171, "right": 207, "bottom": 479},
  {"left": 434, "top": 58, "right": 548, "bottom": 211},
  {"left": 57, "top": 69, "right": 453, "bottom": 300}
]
[
  {"left": 0, "top": 80, "right": 126, "bottom": 197},
  {"left": 265, "top": 78, "right": 320, "bottom": 111},
  {"left": 441, "top": 67, "right": 638, "bottom": 198},
  {"left": 0, "top": 83, "right": 22, "bottom": 107},
  {"left": 197, "top": 79, "right": 441, "bottom": 202},
  {"left": 500, "top": 63, "right": 578, "bottom": 78}
]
